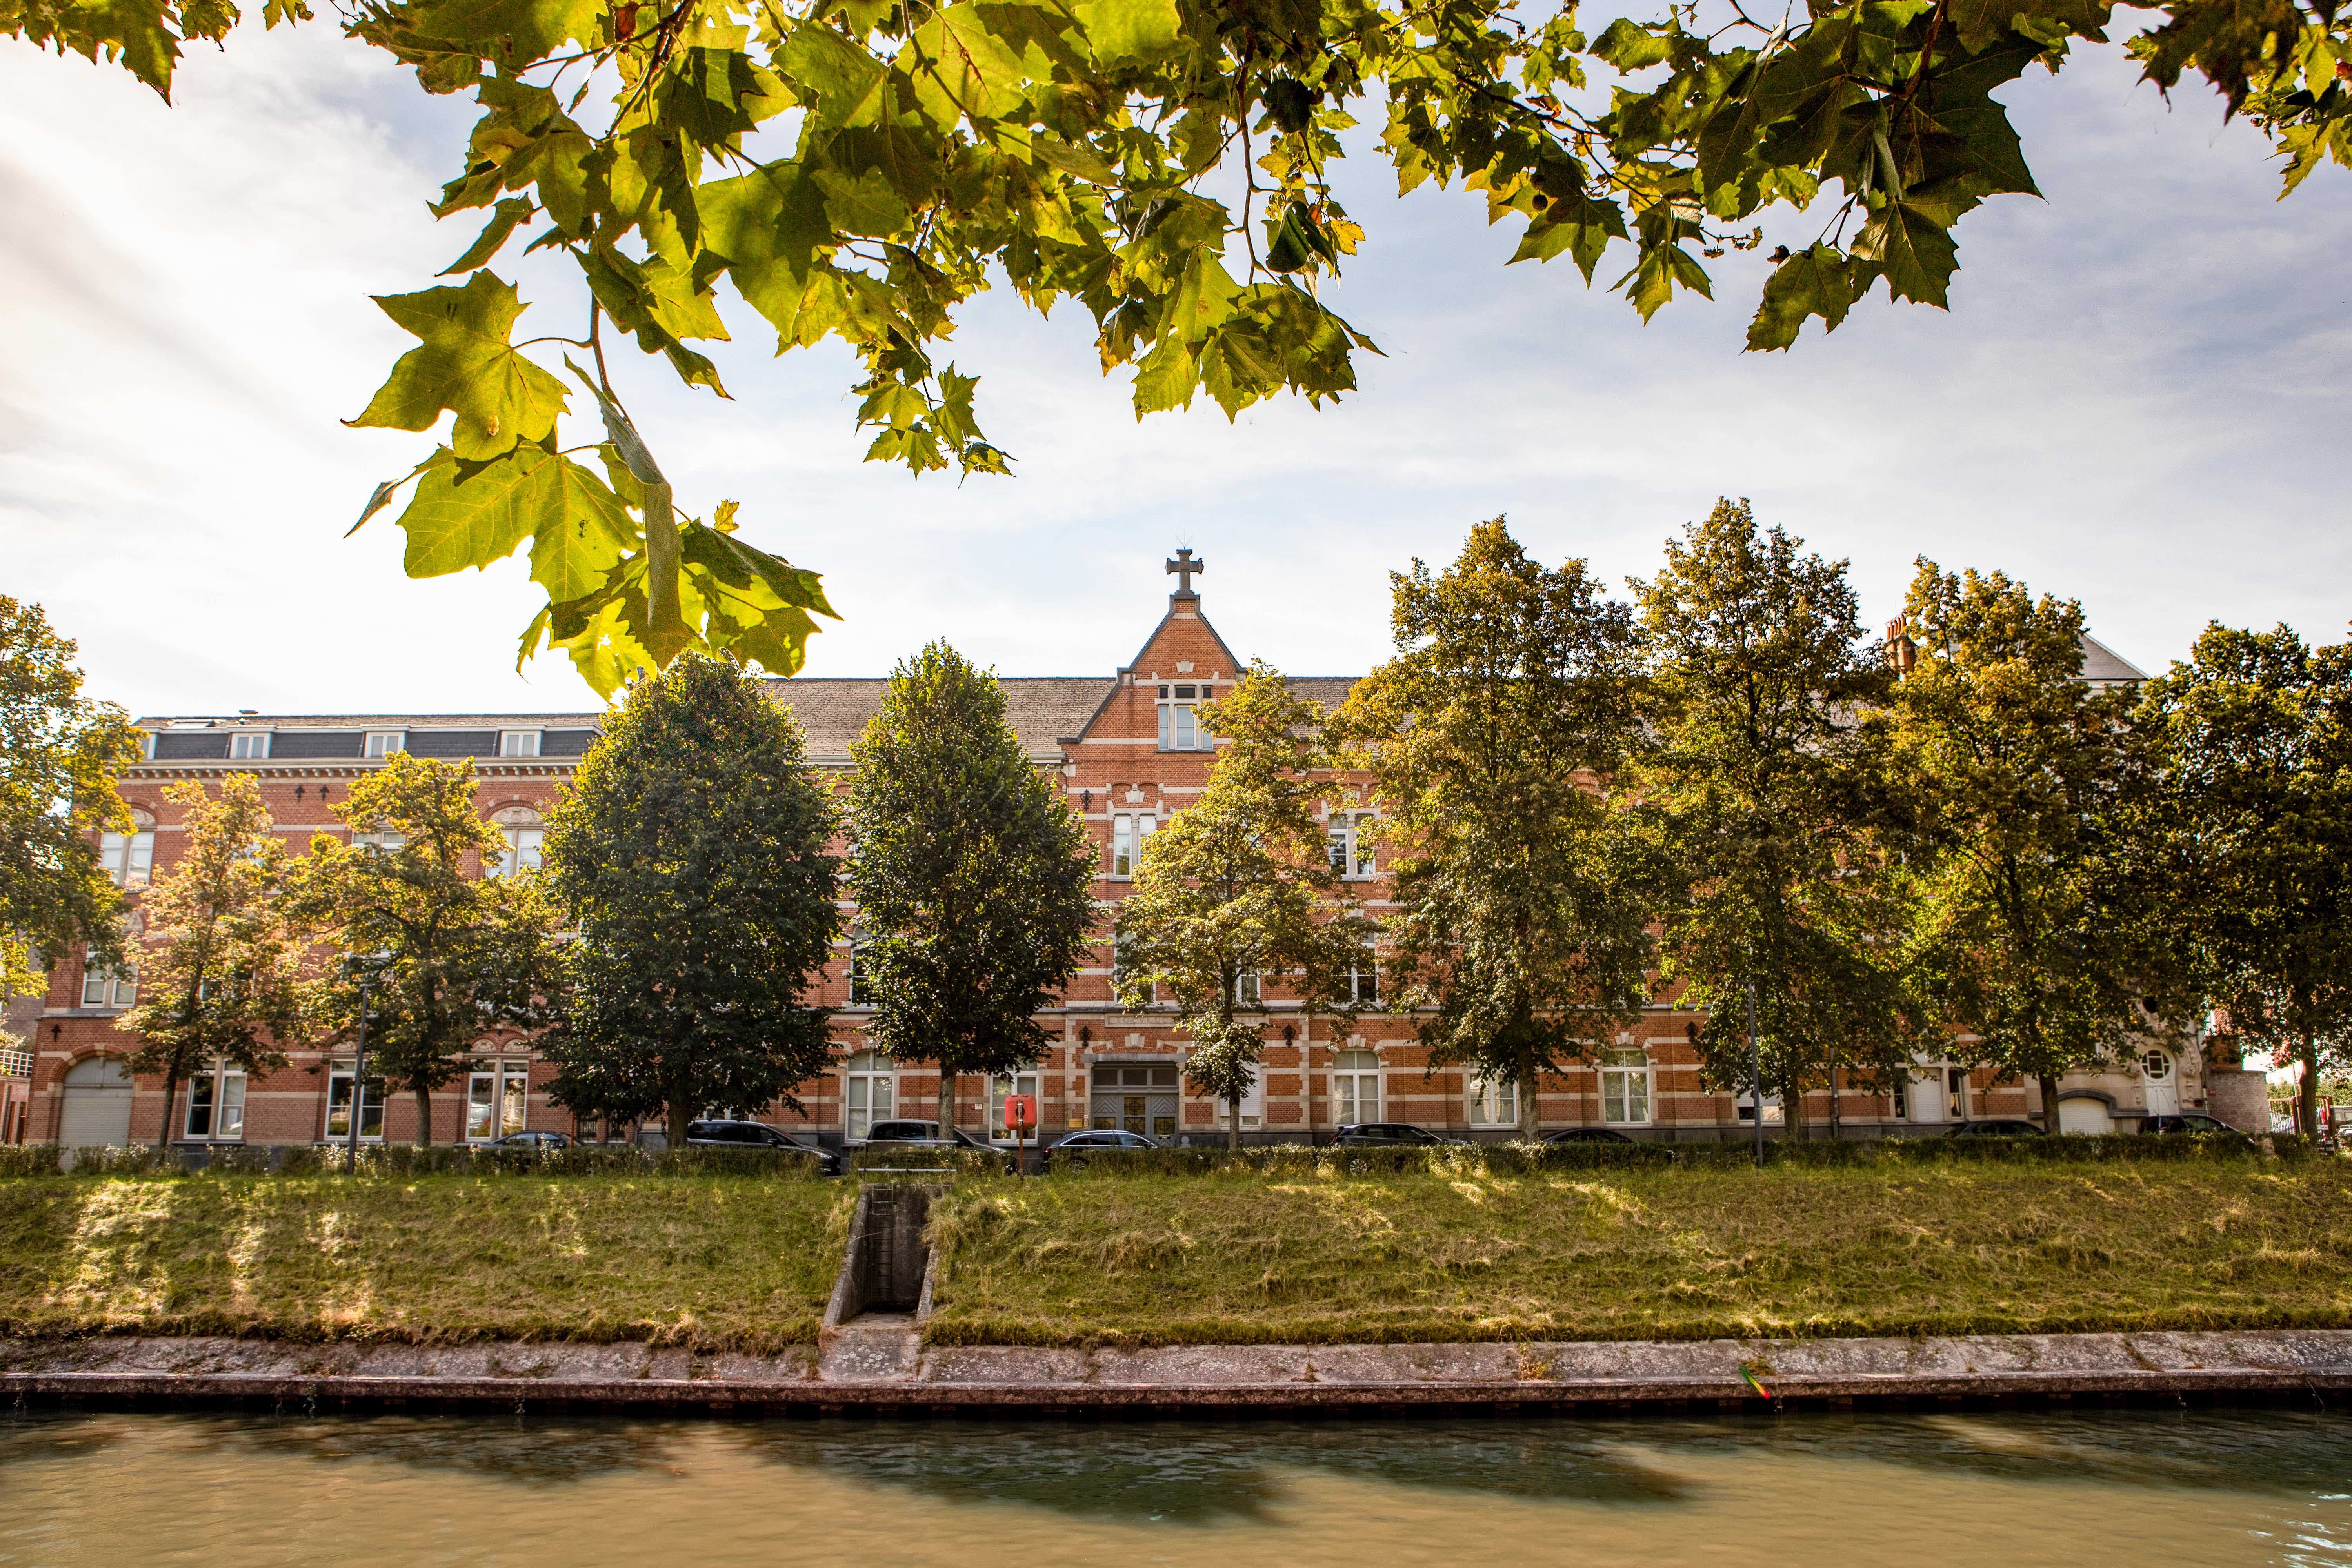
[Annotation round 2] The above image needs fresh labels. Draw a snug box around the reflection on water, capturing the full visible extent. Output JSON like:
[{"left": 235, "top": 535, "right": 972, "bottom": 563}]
[{"left": 0, "top": 1405, "right": 2346, "bottom": 1566}]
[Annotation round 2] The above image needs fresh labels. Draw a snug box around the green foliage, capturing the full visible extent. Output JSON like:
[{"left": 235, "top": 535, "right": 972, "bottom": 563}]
[
  {"left": 2133, "top": 623, "right": 2352, "bottom": 1134},
  {"left": 1338, "top": 521, "right": 1657, "bottom": 1136},
  {"left": 1114, "top": 663, "right": 1369, "bottom": 1145},
  {"left": 541, "top": 652, "right": 842, "bottom": 1140},
  {"left": 0, "top": 597, "right": 142, "bottom": 1006},
  {"left": 288, "top": 753, "right": 564, "bottom": 1145},
  {"left": 1631, "top": 501, "right": 1917, "bottom": 1127},
  {"left": 24, "top": 0, "right": 2343, "bottom": 681},
  {"left": 1881, "top": 560, "right": 2172, "bottom": 1119},
  {"left": 847, "top": 642, "right": 1097, "bottom": 1129},
  {"left": 118, "top": 775, "right": 313, "bottom": 1150}
]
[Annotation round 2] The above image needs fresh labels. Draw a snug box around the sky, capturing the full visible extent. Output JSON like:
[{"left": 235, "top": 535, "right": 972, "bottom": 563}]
[{"left": 2, "top": 22, "right": 2348, "bottom": 721}]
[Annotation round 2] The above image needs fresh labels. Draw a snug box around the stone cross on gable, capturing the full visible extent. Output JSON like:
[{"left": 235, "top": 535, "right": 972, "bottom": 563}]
[{"left": 1166, "top": 548, "right": 1205, "bottom": 596}]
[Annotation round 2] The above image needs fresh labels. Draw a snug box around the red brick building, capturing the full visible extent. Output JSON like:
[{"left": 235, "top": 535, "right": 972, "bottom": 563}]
[{"left": 33, "top": 556, "right": 2201, "bottom": 1153}]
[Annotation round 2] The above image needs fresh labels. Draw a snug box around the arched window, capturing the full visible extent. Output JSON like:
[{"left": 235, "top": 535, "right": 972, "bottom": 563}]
[
  {"left": 845, "top": 1049, "right": 895, "bottom": 1141},
  {"left": 1333, "top": 1047, "right": 1380, "bottom": 1125},
  {"left": 488, "top": 806, "right": 543, "bottom": 879},
  {"left": 1469, "top": 1072, "right": 1517, "bottom": 1126}
]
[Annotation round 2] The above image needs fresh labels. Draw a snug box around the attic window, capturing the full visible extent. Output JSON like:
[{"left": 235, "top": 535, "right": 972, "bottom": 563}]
[{"left": 1156, "top": 685, "right": 1209, "bottom": 751}]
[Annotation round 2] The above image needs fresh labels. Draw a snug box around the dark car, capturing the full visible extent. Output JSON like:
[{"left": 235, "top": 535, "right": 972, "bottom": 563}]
[
  {"left": 684, "top": 1119, "right": 842, "bottom": 1176},
  {"left": 1948, "top": 1119, "right": 2047, "bottom": 1137},
  {"left": 2139, "top": 1113, "right": 2240, "bottom": 1136},
  {"left": 1332, "top": 1123, "right": 1465, "bottom": 1147},
  {"left": 860, "top": 1119, "right": 994, "bottom": 1150},
  {"left": 1543, "top": 1127, "right": 1634, "bottom": 1145},
  {"left": 487, "top": 1130, "right": 571, "bottom": 1151},
  {"left": 1045, "top": 1130, "right": 1161, "bottom": 1170}
]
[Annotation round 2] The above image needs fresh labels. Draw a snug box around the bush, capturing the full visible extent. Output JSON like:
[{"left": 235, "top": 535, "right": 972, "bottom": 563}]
[
  {"left": 194, "top": 1145, "right": 274, "bottom": 1176},
  {"left": 64, "top": 1145, "right": 180, "bottom": 1177},
  {"left": 849, "top": 1145, "right": 1013, "bottom": 1177},
  {"left": 0, "top": 1146, "right": 62, "bottom": 1178},
  {"left": 284, "top": 1142, "right": 829, "bottom": 1178}
]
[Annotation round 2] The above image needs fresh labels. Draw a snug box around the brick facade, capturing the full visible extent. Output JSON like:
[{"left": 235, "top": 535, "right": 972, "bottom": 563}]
[{"left": 25, "top": 562, "right": 2212, "bottom": 1151}]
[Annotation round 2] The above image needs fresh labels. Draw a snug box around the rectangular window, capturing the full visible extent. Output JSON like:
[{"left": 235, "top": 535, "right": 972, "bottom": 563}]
[
  {"left": 184, "top": 1062, "right": 247, "bottom": 1141},
  {"left": 846, "top": 1063, "right": 895, "bottom": 1140},
  {"left": 1156, "top": 685, "right": 1209, "bottom": 751},
  {"left": 1111, "top": 813, "right": 1156, "bottom": 877},
  {"left": 325, "top": 1068, "right": 386, "bottom": 1140},
  {"left": 1327, "top": 813, "right": 1376, "bottom": 879},
  {"left": 364, "top": 732, "right": 405, "bottom": 758},
  {"left": 1470, "top": 1074, "right": 1518, "bottom": 1126},
  {"left": 988, "top": 1072, "right": 1040, "bottom": 1139},
  {"left": 99, "top": 830, "right": 154, "bottom": 887},
  {"left": 351, "top": 830, "right": 405, "bottom": 854},
  {"left": 1238, "top": 1063, "right": 1265, "bottom": 1130},
  {"left": 847, "top": 939, "right": 871, "bottom": 1006},
  {"left": 1236, "top": 969, "right": 1261, "bottom": 1008},
  {"left": 229, "top": 732, "right": 271, "bottom": 759},
  {"left": 1112, "top": 933, "right": 1155, "bottom": 1006},
  {"left": 465, "top": 1060, "right": 529, "bottom": 1142},
  {"left": 1350, "top": 950, "right": 1380, "bottom": 1008},
  {"left": 81, "top": 956, "right": 136, "bottom": 1009},
  {"left": 1600, "top": 1048, "right": 1651, "bottom": 1125},
  {"left": 489, "top": 827, "right": 543, "bottom": 878},
  {"left": 499, "top": 730, "right": 542, "bottom": 758},
  {"left": 1334, "top": 1067, "right": 1380, "bottom": 1125}
]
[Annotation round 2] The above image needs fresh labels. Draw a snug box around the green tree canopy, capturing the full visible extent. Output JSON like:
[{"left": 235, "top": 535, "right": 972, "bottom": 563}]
[
  {"left": 1114, "top": 661, "right": 1369, "bottom": 1145},
  {"left": 291, "top": 751, "right": 563, "bottom": 1145},
  {"left": 1338, "top": 520, "right": 1656, "bottom": 1138},
  {"left": 847, "top": 641, "right": 1096, "bottom": 1134},
  {"left": 14, "top": 0, "right": 2342, "bottom": 683},
  {"left": 118, "top": 775, "right": 314, "bottom": 1150},
  {"left": 2133, "top": 622, "right": 2352, "bottom": 1135},
  {"left": 1632, "top": 500, "right": 1918, "bottom": 1132},
  {"left": 0, "top": 597, "right": 142, "bottom": 1005},
  {"left": 1881, "top": 558, "right": 2174, "bottom": 1128},
  {"left": 542, "top": 652, "right": 839, "bottom": 1139}
]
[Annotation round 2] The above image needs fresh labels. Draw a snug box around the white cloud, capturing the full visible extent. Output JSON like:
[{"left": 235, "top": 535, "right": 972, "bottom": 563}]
[{"left": 1, "top": 28, "right": 2346, "bottom": 718}]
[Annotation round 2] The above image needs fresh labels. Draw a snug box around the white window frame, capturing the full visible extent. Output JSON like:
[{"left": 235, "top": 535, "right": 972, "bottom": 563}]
[
  {"left": 1469, "top": 1072, "right": 1518, "bottom": 1126},
  {"left": 1332, "top": 1048, "right": 1381, "bottom": 1125},
  {"left": 1327, "top": 812, "right": 1376, "bottom": 879},
  {"left": 845, "top": 1050, "right": 896, "bottom": 1142},
  {"left": 1735, "top": 1087, "right": 1785, "bottom": 1125},
  {"left": 1110, "top": 812, "right": 1156, "bottom": 878},
  {"left": 465, "top": 1058, "right": 530, "bottom": 1143},
  {"left": 99, "top": 829, "right": 154, "bottom": 888},
  {"left": 846, "top": 938, "right": 872, "bottom": 1007},
  {"left": 986, "top": 1071, "right": 1040, "bottom": 1143},
  {"left": 364, "top": 731, "right": 406, "bottom": 758},
  {"left": 490, "top": 825, "right": 543, "bottom": 879},
  {"left": 1349, "top": 948, "right": 1380, "bottom": 1008},
  {"left": 351, "top": 830, "right": 406, "bottom": 854},
  {"left": 1237, "top": 1062, "right": 1265, "bottom": 1130},
  {"left": 182, "top": 1059, "right": 247, "bottom": 1142},
  {"left": 1236, "top": 968, "right": 1261, "bottom": 1008},
  {"left": 81, "top": 952, "right": 137, "bottom": 1010},
  {"left": 1156, "top": 684, "right": 1210, "bottom": 751},
  {"left": 1599, "top": 1047, "right": 1652, "bottom": 1126},
  {"left": 325, "top": 1065, "right": 386, "bottom": 1141},
  {"left": 499, "top": 729, "right": 542, "bottom": 758},
  {"left": 229, "top": 732, "right": 271, "bottom": 760}
]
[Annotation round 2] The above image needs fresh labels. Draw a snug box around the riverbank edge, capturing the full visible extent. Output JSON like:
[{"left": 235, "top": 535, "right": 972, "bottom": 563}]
[{"left": 2, "top": 1328, "right": 2347, "bottom": 1414}]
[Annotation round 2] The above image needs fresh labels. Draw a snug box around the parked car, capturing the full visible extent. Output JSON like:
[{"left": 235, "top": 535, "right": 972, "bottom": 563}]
[
  {"left": 859, "top": 1120, "right": 994, "bottom": 1150},
  {"left": 1332, "top": 1123, "right": 1467, "bottom": 1147},
  {"left": 487, "top": 1130, "right": 571, "bottom": 1151},
  {"left": 1543, "top": 1128, "right": 1633, "bottom": 1145},
  {"left": 2138, "top": 1113, "right": 2239, "bottom": 1136},
  {"left": 1044, "top": 1129, "right": 1162, "bottom": 1170},
  {"left": 1948, "top": 1119, "right": 2046, "bottom": 1137},
  {"left": 683, "top": 1119, "right": 843, "bottom": 1176}
]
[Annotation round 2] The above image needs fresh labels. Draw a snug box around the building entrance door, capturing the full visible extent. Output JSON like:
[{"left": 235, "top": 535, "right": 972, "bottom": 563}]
[
  {"left": 1090, "top": 1063, "right": 1178, "bottom": 1138},
  {"left": 1908, "top": 1069, "right": 1950, "bottom": 1124},
  {"left": 2141, "top": 1050, "right": 2180, "bottom": 1117},
  {"left": 58, "top": 1057, "right": 133, "bottom": 1148}
]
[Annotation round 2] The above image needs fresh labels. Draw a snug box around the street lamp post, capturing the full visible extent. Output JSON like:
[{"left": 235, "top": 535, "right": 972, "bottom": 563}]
[
  {"left": 342, "top": 952, "right": 388, "bottom": 1172},
  {"left": 1747, "top": 977, "right": 1764, "bottom": 1171}
]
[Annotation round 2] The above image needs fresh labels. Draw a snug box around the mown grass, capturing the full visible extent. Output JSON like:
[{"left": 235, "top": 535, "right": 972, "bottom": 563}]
[
  {"left": 923, "top": 1161, "right": 2352, "bottom": 1346},
  {"left": 0, "top": 1176, "right": 849, "bottom": 1350}
]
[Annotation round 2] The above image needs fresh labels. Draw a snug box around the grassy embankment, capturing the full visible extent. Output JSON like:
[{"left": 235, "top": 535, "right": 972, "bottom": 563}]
[
  {"left": 0, "top": 1176, "right": 848, "bottom": 1350},
  {"left": 923, "top": 1161, "right": 2352, "bottom": 1346}
]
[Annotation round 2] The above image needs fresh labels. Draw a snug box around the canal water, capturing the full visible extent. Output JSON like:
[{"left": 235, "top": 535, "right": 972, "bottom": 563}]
[{"left": 0, "top": 1406, "right": 2346, "bottom": 1564}]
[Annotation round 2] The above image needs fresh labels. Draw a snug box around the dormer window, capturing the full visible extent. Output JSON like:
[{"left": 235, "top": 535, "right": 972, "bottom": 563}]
[
  {"left": 229, "top": 732, "right": 271, "bottom": 760},
  {"left": 1157, "top": 684, "right": 1210, "bottom": 750},
  {"left": 499, "top": 730, "right": 541, "bottom": 758},
  {"left": 364, "top": 732, "right": 405, "bottom": 759}
]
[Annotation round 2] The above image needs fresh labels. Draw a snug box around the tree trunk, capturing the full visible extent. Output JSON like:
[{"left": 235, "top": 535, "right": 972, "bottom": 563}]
[
  {"left": 937, "top": 1068, "right": 955, "bottom": 1141},
  {"left": 1784, "top": 1072, "right": 1806, "bottom": 1141},
  {"left": 1228, "top": 1094, "right": 1241, "bottom": 1150},
  {"left": 1827, "top": 1061, "right": 1842, "bottom": 1142},
  {"left": 1518, "top": 1066, "right": 1541, "bottom": 1141},
  {"left": 414, "top": 1084, "right": 433, "bottom": 1148},
  {"left": 154, "top": 1065, "right": 181, "bottom": 1155},
  {"left": 667, "top": 1090, "right": 695, "bottom": 1154},
  {"left": 2299, "top": 1034, "right": 2320, "bottom": 1139},
  {"left": 2037, "top": 1072, "right": 2061, "bottom": 1134}
]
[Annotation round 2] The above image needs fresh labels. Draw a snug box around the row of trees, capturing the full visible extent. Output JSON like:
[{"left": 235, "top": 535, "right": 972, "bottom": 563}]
[{"left": 1125, "top": 507, "right": 2352, "bottom": 1139}]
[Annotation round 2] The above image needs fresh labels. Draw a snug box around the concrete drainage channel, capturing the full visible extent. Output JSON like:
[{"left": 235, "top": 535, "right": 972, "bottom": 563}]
[{"left": 817, "top": 1182, "right": 941, "bottom": 1381}]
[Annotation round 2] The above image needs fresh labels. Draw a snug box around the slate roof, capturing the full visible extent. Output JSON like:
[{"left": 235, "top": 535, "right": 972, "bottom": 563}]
[
  {"left": 2079, "top": 635, "right": 2147, "bottom": 683},
  {"left": 763, "top": 676, "right": 1114, "bottom": 760}
]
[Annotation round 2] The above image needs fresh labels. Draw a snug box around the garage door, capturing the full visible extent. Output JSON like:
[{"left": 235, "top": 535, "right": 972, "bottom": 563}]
[
  {"left": 1090, "top": 1063, "right": 1179, "bottom": 1138},
  {"left": 58, "top": 1057, "right": 134, "bottom": 1149}
]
